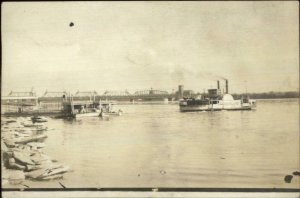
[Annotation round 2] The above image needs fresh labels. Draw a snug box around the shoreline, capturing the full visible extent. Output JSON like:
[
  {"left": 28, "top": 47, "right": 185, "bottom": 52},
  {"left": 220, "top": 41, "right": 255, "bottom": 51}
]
[{"left": 1, "top": 117, "right": 70, "bottom": 188}]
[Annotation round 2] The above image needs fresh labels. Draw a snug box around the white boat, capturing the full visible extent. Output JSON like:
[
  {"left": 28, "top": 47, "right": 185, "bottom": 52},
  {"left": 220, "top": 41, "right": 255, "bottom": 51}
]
[
  {"left": 103, "top": 111, "right": 122, "bottom": 116},
  {"left": 75, "top": 111, "right": 101, "bottom": 118},
  {"left": 99, "top": 102, "right": 123, "bottom": 117},
  {"left": 180, "top": 94, "right": 256, "bottom": 112}
]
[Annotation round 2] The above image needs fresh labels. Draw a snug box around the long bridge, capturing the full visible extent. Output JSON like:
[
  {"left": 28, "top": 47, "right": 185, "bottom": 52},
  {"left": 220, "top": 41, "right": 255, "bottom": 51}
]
[
  {"left": 98, "top": 89, "right": 176, "bottom": 102},
  {"left": 34, "top": 86, "right": 195, "bottom": 102},
  {"left": 1, "top": 87, "right": 188, "bottom": 114},
  {"left": 1, "top": 81, "right": 229, "bottom": 115},
  {"left": 2, "top": 86, "right": 197, "bottom": 106}
]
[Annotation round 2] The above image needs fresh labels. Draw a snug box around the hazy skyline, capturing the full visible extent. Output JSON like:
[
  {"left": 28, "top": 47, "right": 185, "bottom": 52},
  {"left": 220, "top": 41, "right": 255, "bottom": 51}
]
[{"left": 2, "top": 1, "right": 299, "bottom": 95}]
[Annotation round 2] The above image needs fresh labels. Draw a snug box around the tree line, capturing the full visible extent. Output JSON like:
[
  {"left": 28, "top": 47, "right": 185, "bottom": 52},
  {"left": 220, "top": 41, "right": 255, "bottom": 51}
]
[{"left": 231, "top": 91, "right": 299, "bottom": 99}]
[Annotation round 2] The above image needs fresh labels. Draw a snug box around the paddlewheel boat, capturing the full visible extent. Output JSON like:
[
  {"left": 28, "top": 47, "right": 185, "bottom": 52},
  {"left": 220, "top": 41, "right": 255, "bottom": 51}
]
[
  {"left": 179, "top": 94, "right": 256, "bottom": 112},
  {"left": 179, "top": 80, "right": 256, "bottom": 112}
]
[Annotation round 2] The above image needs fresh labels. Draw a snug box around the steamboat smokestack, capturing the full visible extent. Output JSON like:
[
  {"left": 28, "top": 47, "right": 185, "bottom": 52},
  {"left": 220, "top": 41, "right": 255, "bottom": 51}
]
[
  {"left": 217, "top": 80, "right": 220, "bottom": 89},
  {"left": 225, "top": 79, "right": 228, "bottom": 94}
]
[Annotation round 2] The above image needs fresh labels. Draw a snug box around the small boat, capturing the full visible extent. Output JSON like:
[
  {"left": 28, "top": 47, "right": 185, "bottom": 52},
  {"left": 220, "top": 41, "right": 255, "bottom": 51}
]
[
  {"left": 61, "top": 100, "right": 100, "bottom": 118},
  {"left": 21, "top": 122, "right": 47, "bottom": 130},
  {"left": 101, "top": 110, "right": 123, "bottom": 117},
  {"left": 31, "top": 116, "right": 48, "bottom": 123},
  {"left": 75, "top": 111, "right": 101, "bottom": 118},
  {"left": 99, "top": 102, "right": 123, "bottom": 117},
  {"left": 2, "top": 119, "right": 17, "bottom": 124}
]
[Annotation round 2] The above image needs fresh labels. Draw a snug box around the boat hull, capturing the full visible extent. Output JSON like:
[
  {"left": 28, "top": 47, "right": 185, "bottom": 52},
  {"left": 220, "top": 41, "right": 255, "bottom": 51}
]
[
  {"left": 180, "top": 106, "right": 253, "bottom": 112},
  {"left": 72, "top": 111, "right": 122, "bottom": 118},
  {"left": 74, "top": 112, "right": 101, "bottom": 118},
  {"left": 179, "top": 103, "right": 254, "bottom": 112},
  {"left": 102, "top": 112, "right": 122, "bottom": 116}
]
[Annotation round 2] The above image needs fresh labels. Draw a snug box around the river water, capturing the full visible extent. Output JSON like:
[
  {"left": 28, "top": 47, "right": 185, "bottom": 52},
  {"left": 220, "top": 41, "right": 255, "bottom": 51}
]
[{"left": 11, "top": 99, "right": 300, "bottom": 188}]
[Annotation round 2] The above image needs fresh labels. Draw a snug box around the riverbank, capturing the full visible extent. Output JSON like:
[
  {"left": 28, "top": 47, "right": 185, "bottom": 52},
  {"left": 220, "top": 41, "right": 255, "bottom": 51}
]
[{"left": 1, "top": 116, "right": 70, "bottom": 188}]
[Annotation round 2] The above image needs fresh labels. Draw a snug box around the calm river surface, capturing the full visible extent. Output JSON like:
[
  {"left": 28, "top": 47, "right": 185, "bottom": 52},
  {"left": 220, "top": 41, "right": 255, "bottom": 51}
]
[{"left": 25, "top": 99, "right": 299, "bottom": 188}]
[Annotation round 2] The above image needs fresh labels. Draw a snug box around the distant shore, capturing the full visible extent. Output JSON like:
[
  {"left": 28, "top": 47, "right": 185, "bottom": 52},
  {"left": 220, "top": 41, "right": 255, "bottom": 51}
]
[{"left": 232, "top": 91, "right": 299, "bottom": 100}]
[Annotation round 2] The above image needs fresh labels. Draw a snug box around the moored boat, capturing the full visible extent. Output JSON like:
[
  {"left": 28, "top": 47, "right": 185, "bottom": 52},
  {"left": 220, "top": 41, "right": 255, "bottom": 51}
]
[
  {"left": 62, "top": 99, "right": 123, "bottom": 118},
  {"left": 31, "top": 116, "right": 48, "bottom": 123},
  {"left": 75, "top": 111, "right": 101, "bottom": 118},
  {"left": 99, "top": 102, "right": 123, "bottom": 117}
]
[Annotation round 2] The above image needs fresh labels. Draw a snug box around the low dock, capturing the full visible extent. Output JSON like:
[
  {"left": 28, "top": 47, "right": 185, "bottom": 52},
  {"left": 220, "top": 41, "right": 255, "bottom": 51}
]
[{"left": 1, "top": 103, "right": 63, "bottom": 117}]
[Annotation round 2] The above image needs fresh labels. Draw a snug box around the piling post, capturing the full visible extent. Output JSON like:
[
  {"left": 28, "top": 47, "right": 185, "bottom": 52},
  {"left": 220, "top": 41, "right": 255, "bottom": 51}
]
[{"left": 70, "top": 95, "right": 74, "bottom": 116}]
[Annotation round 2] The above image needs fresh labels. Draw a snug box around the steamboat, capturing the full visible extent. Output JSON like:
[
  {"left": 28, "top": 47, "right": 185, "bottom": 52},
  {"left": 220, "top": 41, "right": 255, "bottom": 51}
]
[{"left": 179, "top": 80, "right": 256, "bottom": 112}]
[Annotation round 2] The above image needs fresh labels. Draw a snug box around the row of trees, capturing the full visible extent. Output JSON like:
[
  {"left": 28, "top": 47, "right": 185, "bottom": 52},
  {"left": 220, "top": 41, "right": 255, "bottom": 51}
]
[{"left": 231, "top": 91, "right": 299, "bottom": 99}]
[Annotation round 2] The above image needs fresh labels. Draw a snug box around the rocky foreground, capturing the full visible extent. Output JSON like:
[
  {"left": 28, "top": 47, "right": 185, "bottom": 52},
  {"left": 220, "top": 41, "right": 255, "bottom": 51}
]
[{"left": 1, "top": 116, "right": 70, "bottom": 186}]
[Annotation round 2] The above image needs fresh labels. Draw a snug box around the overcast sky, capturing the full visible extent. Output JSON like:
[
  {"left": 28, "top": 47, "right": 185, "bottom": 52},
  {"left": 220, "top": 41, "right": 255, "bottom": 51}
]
[{"left": 2, "top": 1, "right": 299, "bottom": 95}]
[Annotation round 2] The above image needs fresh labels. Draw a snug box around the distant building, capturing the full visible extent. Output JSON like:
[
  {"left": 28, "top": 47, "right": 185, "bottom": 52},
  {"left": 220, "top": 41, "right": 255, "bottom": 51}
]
[
  {"left": 178, "top": 85, "right": 184, "bottom": 98},
  {"left": 1, "top": 90, "right": 38, "bottom": 113},
  {"left": 175, "top": 86, "right": 194, "bottom": 98},
  {"left": 38, "top": 91, "right": 69, "bottom": 103},
  {"left": 42, "top": 91, "right": 68, "bottom": 98},
  {"left": 1, "top": 91, "right": 38, "bottom": 106},
  {"left": 73, "top": 91, "right": 98, "bottom": 101},
  {"left": 74, "top": 91, "right": 98, "bottom": 97},
  {"left": 7, "top": 90, "right": 36, "bottom": 97}
]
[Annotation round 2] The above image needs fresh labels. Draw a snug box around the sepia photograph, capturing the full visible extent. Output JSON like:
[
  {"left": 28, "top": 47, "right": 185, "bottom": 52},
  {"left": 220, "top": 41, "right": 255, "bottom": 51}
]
[{"left": 1, "top": 1, "right": 299, "bottom": 197}]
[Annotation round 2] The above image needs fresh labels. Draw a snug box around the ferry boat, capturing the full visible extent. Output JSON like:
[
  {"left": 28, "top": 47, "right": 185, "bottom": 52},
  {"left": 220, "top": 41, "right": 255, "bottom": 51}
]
[
  {"left": 179, "top": 80, "right": 256, "bottom": 112},
  {"left": 62, "top": 100, "right": 122, "bottom": 118}
]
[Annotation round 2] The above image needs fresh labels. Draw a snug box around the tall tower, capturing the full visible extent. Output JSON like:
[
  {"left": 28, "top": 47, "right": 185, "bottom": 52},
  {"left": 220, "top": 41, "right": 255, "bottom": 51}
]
[{"left": 178, "top": 85, "right": 184, "bottom": 98}]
